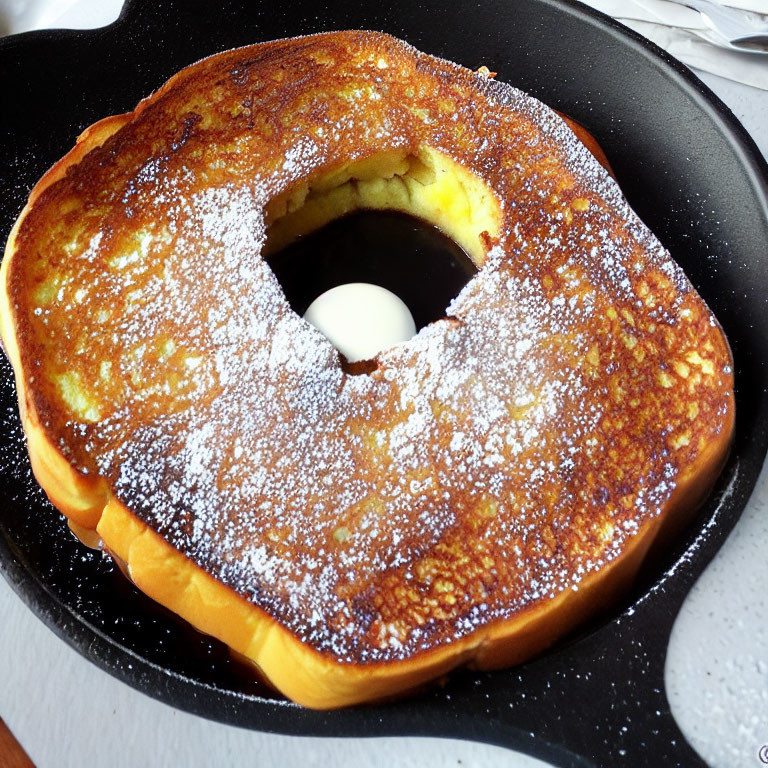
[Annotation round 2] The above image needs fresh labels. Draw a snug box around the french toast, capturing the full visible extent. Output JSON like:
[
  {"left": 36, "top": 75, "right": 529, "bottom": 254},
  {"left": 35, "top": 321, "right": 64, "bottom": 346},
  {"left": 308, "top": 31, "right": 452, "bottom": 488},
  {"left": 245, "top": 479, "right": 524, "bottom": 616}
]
[{"left": 0, "top": 31, "right": 734, "bottom": 708}]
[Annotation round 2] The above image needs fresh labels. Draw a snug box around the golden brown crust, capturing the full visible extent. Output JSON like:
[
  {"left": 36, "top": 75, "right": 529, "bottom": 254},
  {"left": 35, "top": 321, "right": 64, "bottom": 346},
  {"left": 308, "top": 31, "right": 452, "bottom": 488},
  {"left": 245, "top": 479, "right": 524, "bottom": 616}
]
[
  {"left": 1, "top": 31, "right": 734, "bottom": 708},
  {"left": 558, "top": 113, "right": 614, "bottom": 176}
]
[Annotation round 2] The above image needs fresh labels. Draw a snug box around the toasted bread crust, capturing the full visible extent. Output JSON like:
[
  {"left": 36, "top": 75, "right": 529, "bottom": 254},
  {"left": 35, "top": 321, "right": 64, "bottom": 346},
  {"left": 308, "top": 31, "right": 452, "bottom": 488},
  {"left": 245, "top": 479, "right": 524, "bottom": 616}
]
[{"left": 1, "top": 31, "right": 734, "bottom": 707}]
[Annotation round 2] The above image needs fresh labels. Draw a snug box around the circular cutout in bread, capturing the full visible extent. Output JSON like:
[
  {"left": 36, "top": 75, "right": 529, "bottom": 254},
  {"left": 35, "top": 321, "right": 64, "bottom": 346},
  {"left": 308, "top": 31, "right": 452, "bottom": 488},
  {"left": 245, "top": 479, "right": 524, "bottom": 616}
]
[{"left": 0, "top": 31, "right": 734, "bottom": 708}]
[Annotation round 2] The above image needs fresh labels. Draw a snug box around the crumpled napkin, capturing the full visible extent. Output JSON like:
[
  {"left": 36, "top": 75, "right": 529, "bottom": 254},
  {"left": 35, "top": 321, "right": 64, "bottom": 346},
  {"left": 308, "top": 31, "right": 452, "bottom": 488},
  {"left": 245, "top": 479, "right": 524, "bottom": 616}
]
[
  {"left": 0, "top": 0, "right": 123, "bottom": 36},
  {"left": 579, "top": 0, "right": 768, "bottom": 89}
]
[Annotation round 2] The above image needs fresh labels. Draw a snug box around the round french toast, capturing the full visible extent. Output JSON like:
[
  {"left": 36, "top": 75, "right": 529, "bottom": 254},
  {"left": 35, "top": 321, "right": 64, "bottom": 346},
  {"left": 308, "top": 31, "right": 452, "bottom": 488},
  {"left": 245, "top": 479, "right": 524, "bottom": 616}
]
[{"left": 0, "top": 31, "right": 734, "bottom": 708}]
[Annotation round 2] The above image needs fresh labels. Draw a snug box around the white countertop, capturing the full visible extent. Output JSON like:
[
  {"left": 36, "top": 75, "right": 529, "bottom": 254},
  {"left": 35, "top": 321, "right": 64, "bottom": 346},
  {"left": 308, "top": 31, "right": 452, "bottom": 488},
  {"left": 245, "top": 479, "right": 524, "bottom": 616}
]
[{"left": 0, "top": 6, "right": 767, "bottom": 768}]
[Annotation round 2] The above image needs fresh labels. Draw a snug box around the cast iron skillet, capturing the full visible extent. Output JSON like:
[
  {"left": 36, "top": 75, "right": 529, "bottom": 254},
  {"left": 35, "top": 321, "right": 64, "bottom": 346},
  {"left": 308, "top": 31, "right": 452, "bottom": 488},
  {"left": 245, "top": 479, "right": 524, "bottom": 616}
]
[{"left": 1, "top": 1, "right": 767, "bottom": 766}]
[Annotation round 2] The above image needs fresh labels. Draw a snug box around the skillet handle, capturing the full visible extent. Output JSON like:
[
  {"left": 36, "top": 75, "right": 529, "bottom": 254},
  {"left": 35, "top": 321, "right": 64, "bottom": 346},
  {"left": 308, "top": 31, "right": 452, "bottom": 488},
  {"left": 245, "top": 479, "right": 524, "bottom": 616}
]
[{"left": 413, "top": 605, "right": 710, "bottom": 767}]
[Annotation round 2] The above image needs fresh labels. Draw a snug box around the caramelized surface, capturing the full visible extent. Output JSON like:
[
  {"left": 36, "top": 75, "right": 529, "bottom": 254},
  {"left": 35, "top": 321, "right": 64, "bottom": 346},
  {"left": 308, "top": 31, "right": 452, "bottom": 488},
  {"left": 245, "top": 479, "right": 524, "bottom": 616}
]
[{"left": 1, "top": 32, "right": 733, "bottom": 698}]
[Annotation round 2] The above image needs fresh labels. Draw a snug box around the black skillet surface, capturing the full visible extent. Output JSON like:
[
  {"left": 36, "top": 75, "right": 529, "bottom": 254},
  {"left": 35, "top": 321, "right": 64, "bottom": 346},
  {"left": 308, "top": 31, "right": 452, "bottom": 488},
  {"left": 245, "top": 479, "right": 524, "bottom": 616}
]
[
  {"left": 265, "top": 210, "right": 480, "bottom": 327},
  {"left": 1, "top": 1, "right": 768, "bottom": 766}
]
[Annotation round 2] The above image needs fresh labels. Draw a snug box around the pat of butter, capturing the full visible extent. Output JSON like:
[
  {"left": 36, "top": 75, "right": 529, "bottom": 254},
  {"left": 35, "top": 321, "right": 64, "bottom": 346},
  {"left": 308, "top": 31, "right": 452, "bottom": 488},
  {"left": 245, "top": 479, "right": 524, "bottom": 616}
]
[{"left": 303, "top": 283, "right": 416, "bottom": 363}]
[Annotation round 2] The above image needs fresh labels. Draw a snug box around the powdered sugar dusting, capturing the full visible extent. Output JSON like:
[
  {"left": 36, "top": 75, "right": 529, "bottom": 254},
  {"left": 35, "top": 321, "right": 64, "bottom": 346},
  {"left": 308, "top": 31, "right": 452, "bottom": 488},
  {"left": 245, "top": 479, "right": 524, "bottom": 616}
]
[{"left": 13, "top": 31, "right": 734, "bottom": 663}]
